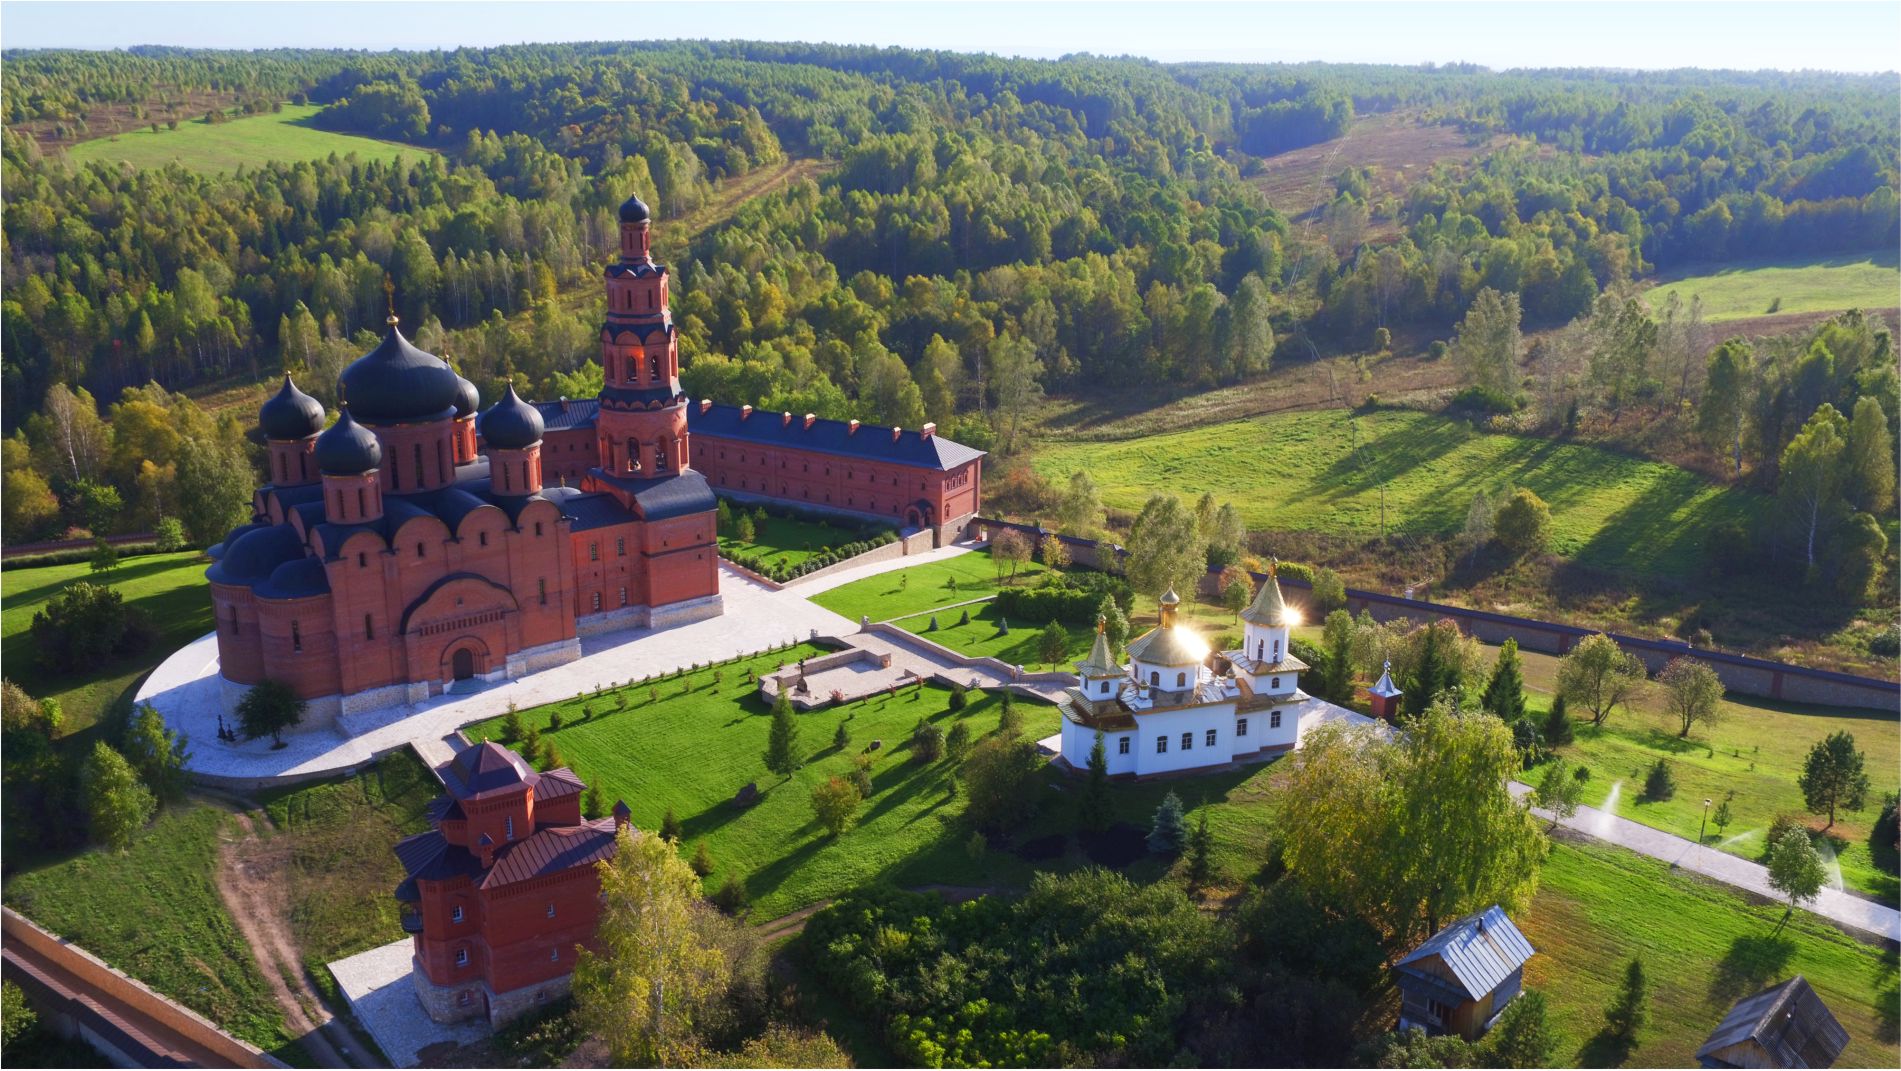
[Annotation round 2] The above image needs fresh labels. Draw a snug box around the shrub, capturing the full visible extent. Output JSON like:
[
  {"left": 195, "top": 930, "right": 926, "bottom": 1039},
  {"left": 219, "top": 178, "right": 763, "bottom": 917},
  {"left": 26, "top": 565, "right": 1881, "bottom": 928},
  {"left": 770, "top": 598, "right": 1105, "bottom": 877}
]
[
  {"left": 947, "top": 685, "right": 968, "bottom": 712},
  {"left": 911, "top": 719, "right": 944, "bottom": 763},
  {"left": 812, "top": 775, "right": 862, "bottom": 836},
  {"left": 1426, "top": 340, "right": 1448, "bottom": 360},
  {"left": 712, "top": 876, "right": 749, "bottom": 915},
  {"left": 83, "top": 741, "right": 154, "bottom": 851},
  {"left": 690, "top": 841, "right": 714, "bottom": 877},
  {"left": 1641, "top": 758, "right": 1676, "bottom": 802},
  {"left": 660, "top": 807, "right": 683, "bottom": 842},
  {"left": 1494, "top": 489, "right": 1552, "bottom": 558},
  {"left": 960, "top": 734, "right": 1044, "bottom": 832},
  {"left": 154, "top": 516, "right": 187, "bottom": 552},
  {"left": 30, "top": 581, "right": 153, "bottom": 672},
  {"left": 1148, "top": 791, "right": 1188, "bottom": 853},
  {"left": 237, "top": 680, "right": 305, "bottom": 745},
  {"left": 1451, "top": 385, "right": 1521, "bottom": 414}
]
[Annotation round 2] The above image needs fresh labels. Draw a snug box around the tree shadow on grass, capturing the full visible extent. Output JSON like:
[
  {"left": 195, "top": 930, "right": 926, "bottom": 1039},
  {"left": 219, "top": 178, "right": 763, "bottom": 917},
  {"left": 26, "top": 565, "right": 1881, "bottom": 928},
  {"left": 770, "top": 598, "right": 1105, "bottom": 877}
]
[
  {"left": 1875, "top": 946, "right": 1899, "bottom": 1044},
  {"left": 1577, "top": 1028, "right": 1637, "bottom": 1068},
  {"left": 1707, "top": 932, "right": 1797, "bottom": 1006}
]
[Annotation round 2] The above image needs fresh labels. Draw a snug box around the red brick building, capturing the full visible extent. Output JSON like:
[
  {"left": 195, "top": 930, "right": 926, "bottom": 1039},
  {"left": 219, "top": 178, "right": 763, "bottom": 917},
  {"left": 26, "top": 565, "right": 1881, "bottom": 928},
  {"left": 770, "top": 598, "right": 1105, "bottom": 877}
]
[
  {"left": 394, "top": 740, "right": 624, "bottom": 1025},
  {"left": 207, "top": 192, "right": 722, "bottom": 723}
]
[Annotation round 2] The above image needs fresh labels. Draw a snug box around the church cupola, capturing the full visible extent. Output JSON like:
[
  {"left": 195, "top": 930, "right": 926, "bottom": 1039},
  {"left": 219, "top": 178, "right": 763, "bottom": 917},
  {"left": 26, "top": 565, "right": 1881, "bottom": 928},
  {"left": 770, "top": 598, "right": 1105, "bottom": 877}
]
[
  {"left": 260, "top": 373, "right": 323, "bottom": 487},
  {"left": 1074, "top": 615, "right": 1123, "bottom": 702},
  {"left": 479, "top": 383, "right": 545, "bottom": 497},
  {"left": 315, "top": 405, "right": 384, "bottom": 524},
  {"left": 1124, "top": 587, "right": 1210, "bottom": 696},
  {"left": 1240, "top": 562, "right": 1296, "bottom": 667}
]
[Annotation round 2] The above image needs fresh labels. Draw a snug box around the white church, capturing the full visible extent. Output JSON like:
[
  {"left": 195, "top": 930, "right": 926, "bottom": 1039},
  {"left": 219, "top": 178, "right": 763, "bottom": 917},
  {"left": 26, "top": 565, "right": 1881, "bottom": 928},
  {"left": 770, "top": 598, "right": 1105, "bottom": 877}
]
[{"left": 1055, "top": 567, "right": 1380, "bottom": 777}]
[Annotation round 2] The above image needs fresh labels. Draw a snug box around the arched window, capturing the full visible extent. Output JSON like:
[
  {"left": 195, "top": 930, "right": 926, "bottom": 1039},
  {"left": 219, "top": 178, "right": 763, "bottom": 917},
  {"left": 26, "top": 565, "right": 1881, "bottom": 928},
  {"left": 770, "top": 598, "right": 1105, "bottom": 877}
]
[
  {"left": 627, "top": 438, "right": 640, "bottom": 473},
  {"left": 649, "top": 354, "right": 660, "bottom": 381},
  {"left": 412, "top": 444, "right": 423, "bottom": 487},
  {"left": 1176, "top": 671, "right": 1186, "bottom": 687},
  {"left": 655, "top": 441, "right": 668, "bottom": 471},
  {"left": 364, "top": 614, "right": 374, "bottom": 639},
  {"left": 291, "top": 621, "right": 302, "bottom": 652},
  {"left": 357, "top": 487, "right": 366, "bottom": 514},
  {"left": 1148, "top": 671, "right": 1159, "bottom": 685},
  {"left": 277, "top": 454, "right": 287, "bottom": 482}
]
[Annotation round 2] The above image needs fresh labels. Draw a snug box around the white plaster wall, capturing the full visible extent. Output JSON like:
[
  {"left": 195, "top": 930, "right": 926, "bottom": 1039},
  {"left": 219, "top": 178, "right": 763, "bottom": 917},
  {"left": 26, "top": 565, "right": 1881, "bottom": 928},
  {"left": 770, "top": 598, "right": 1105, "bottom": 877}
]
[
  {"left": 1130, "top": 702, "right": 1239, "bottom": 776},
  {"left": 1236, "top": 701, "right": 1299, "bottom": 753},
  {"left": 1060, "top": 717, "right": 1139, "bottom": 776}
]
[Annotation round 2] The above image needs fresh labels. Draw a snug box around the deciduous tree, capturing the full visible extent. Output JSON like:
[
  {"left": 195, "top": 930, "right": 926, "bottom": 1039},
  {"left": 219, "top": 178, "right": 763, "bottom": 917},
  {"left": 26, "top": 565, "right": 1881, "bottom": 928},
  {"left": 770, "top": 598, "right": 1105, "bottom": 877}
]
[
  {"left": 1659, "top": 657, "right": 1723, "bottom": 738},
  {"left": 1126, "top": 494, "right": 1203, "bottom": 600},
  {"left": 1766, "top": 828, "right": 1827, "bottom": 911},
  {"left": 83, "top": 741, "right": 154, "bottom": 851},
  {"left": 1555, "top": 633, "right": 1645, "bottom": 726},
  {"left": 1450, "top": 287, "right": 1522, "bottom": 396},
  {"left": 811, "top": 776, "right": 862, "bottom": 836}
]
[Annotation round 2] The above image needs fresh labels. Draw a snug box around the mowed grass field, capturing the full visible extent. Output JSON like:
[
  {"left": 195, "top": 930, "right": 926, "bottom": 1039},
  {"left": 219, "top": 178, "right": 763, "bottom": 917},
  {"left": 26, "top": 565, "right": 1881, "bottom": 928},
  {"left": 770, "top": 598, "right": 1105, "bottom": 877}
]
[
  {"left": 892, "top": 602, "right": 1096, "bottom": 672},
  {"left": 1029, "top": 409, "right": 1756, "bottom": 577},
  {"left": 1525, "top": 837, "right": 1898, "bottom": 1068},
  {"left": 65, "top": 104, "right": 425, "bottom": 174},
  {"left": 1644, "top": 249, "right": 1901, "bottom": 322},
  {"left": 809, "top": 547, "right": 1048, "bottom": 622},
  {"left": 1, "top": 803, "right": 299, "bottom": 1059},
  {"left": 717, "top": 513, "right": 873, "bottom": 571},
  {"left": 465, "top": 645, "right": 1063, "bottom": 920},
  {"left": 0, "top": 551, "right": 212, "bottom": 733}
]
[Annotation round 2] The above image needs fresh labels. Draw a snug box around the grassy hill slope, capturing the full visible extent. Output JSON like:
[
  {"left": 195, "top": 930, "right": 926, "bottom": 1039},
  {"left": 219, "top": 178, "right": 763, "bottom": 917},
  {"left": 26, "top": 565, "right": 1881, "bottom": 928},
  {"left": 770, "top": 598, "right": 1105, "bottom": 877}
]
[
  {"left": 1645, "top": 249, "right": 1900, "bottom": 322},
  {"left": 65, "top": 104, "right": 424, "bottom": 174}
]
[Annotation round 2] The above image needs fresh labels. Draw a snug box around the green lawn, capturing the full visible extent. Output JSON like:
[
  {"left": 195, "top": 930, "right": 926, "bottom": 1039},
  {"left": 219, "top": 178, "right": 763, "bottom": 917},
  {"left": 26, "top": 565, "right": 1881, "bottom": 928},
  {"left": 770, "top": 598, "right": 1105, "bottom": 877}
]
[
  {"left": 1029, "top": 409, "right": 1758, "bottom": 578},
  {"left": 893, "top": 602, "right": 1096, "bottom": 672},
  {"left": 1527, "top": 837, "right": 1898, "bottom": 1067},
  {"left": 809, "top": 548, "right": 1048, "bottom": 622},
  {"left": 1, "top": 803, "right": 298, "bottom": 1058},
  {"left": 465, "top": 645, "right": 1063, "bottom": 920},
  {"left": 1644, "top": 249, "right": 1901, "bottom": 323},
  {"left": 66, "top": 104, "right": 425, "bottom": 174},
  {"left": 0, "top": 551, "right": 212, "bottom": 733},
  {"left": 718, "top": 513, "right": 875, "bottom": 570}
]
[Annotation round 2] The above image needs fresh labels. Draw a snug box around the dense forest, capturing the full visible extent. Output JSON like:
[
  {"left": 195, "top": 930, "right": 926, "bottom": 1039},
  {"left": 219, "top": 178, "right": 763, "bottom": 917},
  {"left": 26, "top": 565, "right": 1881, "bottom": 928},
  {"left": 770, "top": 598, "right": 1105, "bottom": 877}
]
[{"left": 2, "top": 43, "right": 1896, "bottom": 575}]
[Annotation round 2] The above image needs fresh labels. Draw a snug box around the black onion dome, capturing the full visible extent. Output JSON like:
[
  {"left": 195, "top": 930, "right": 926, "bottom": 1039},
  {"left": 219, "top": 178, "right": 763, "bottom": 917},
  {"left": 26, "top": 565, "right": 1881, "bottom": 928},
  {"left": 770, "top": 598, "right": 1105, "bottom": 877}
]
[
  {"left": 478, "top": 382, "right": 545, "bottom": 450},
  {"left": 337, "top": 322, "right": 461, "bottom": 423},
  {"left": 259, "top": 374, "right": 325, "bottom": 440},
  {"left": 314, "top": 405, "right": 383, "bottom": 475},
  {"left": 618, "top": 192, "right": 651, "bottom": 223},
  {"left": 453, "top": 375, "right": 480, "bottom": 419}
]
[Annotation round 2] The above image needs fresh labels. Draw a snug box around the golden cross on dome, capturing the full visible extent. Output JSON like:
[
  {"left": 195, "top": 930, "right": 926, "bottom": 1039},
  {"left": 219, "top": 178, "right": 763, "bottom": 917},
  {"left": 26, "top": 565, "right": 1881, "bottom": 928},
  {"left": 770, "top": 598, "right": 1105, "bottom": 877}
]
[{"left": 383, "top": 275, "right": 397, "bottom": 324}]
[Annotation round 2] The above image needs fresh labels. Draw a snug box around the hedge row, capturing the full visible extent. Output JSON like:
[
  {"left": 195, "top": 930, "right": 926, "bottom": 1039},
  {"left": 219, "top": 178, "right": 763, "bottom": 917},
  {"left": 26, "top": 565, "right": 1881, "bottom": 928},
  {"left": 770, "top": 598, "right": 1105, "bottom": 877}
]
[
  {"left": 725, "top": 531, "right": 901, "bottom": 583},
  {"left": 992, "top": 573, "right": 1133, "bottom": 625}
]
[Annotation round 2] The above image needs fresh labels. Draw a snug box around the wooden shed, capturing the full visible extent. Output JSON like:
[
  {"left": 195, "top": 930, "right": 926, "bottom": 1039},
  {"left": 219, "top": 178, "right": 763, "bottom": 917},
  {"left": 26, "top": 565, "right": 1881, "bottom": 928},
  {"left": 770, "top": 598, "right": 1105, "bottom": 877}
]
[
  {"left": 1393, "top": 905, "right": 1534, "bottom": 1041},
  {"left": 1696, "top": 976, "right": 1848, "bottom": 1069}
]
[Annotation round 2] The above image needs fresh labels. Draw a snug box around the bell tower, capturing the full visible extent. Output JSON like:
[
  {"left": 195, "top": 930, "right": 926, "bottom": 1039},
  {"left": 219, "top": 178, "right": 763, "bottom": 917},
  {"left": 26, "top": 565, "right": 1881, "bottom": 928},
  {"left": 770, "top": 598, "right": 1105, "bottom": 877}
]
[{"left": 591, "top": 192, "right": 687, "bottom": 486}]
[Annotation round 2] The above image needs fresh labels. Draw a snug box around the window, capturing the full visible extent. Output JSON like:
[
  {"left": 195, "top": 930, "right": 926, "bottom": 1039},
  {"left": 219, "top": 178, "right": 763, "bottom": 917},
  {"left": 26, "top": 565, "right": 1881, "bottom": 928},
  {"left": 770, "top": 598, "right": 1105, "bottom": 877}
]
[
  {"left": 501, "top": 463, "right": 512, "bottom": 491},
  {"left": 413, "top": 443, "right": 423, "bottom": 486},
  {"left": 619, "top": 586, "right": 628, "bottom": 606},
  {"left": 534, "top": 522, "right": 543, "bottom": 537},
  {"left": 417, "top": 542, "right": 425, "bottom": 558},
  {"left": 1117, "top": 736, "right": 1130, "bottom": 755},
  {"left": 451, "top": 905, "right": 464, "bottom": 923},
  {"left": 364, "top": 614, "right": 374, "bottom": 639},
  {"left": 1156, "top": 735, "right": 1168, "bottom": 753},
  {"left": 504, "top": 815, "right": 515, "bottom": 841},
  {"left": 1206, "top": 728, "right": 1218, "bottom": 747},
  {"left": 455, "top": 948, "right": 469, "bottom": 967},
  {"left": 479, "top": 531, "right": 488, "bottom": 547},
  {"left": 291, "top": 621, "right": 302, "bottom": 652},
  {"left": 1256, "top": 640, "right": 1264, "bottom": 660},
  {"left": 1237, "top": 718, "right": 1249, "bottom": 737},
  {"left": 1273, "top": 640, "right": 1282, "bottom": 660},
  {"left": 616, "top": 537, "right": 625, "bottom": 557},
  {"left": 1182, "top": 731, "right": 1194, "bottom": 751},
  {"left": 358, "top": 552, "right": 367, "bottom": 568},
  {"left": 1176, "top": 671, "right": 1186, "bottom": 687},
  {"left": 1271, "top": 676, "right": 1281, "bottom": 690},
  {"left": 277, "top": 454, "right": 287, "bottom": 482},
  {"left": 1148, "top": 671, "right": 1159, "bottom": 686},
  {"left": 357, "top": 487, "right": 366, "bottom": 514},
  {"left": 592, "top": 592, "right": 602, "bottom": 611},
  {"left": 590, "top": 542, "right": 599, "bottom": 561},
  {"left": 333, "top": 489, "right": 342, "bottom": 513},
  {"left": 649, "top": 354, "right": 660, "bottom": 380},
  {"left": 538, "top": 578, "right": 548, "bottom": 605},
  {"left": 1270, "top": 710, "right": 1283, "bottom": 729}
]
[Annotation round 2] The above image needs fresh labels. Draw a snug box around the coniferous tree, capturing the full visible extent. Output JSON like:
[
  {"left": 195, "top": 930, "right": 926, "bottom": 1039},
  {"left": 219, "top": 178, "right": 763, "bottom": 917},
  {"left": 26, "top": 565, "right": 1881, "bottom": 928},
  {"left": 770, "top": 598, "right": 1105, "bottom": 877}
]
[
  {"left": 764, "top": 689, "right": 800, "bottom": 778},
  {"left": 1185, "top": 808, "right": 1214, "bottom": 892},
  {"left": 1148, "top": 791, "right": 1187, "bottom": 854},
  {"left": 1542, "top": 694, "right": 1575, "bottom": 746},
  {"left": 660, "top": 807, "right": 683, "bottom": 842},
  {"left": 1079, "top": 730, "right": 1110, "bottom": 832},
  {"left": 1480, "top": 638, "right": 1527, "bottom": 722},
  {"left": 1798, "top": 731, "right": 1870, "bottom": 828}
]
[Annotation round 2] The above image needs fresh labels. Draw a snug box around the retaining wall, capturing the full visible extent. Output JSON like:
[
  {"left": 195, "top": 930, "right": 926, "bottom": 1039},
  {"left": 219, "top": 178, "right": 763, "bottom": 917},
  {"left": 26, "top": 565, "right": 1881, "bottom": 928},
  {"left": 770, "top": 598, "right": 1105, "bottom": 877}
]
[{"left": 975, "top": 517, "right": 1899, "bottom": 712}]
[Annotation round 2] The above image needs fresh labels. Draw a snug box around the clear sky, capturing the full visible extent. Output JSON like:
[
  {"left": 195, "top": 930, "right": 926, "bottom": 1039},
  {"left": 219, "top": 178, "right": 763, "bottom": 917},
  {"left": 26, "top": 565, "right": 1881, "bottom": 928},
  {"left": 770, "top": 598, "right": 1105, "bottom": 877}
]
[{"left": 2, "top": 0, "right": 1896, "bottom": 74}]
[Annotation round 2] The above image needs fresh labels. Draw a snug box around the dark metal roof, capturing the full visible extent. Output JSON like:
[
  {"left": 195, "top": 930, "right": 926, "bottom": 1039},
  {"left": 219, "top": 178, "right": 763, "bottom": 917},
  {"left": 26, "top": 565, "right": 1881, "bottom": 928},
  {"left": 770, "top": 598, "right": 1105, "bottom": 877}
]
[
  {"left": 260, "top": 374, "right": 325, "bottom": 440},
  {"left": 206, "top": 524, "right": 304, "bottom": 585},
  {"left": 532, "top": 398, "right": 599, "bottom": 431},
  {"left": 479, "top": 819, "right": 619, "bottom": 890},
  {"left": 339, "top": 322, "right": 462, "bottom": 424},
  {"left": 440, "top": 740, "right": 537, "bottom": 800},
  {"left": 1696, "top": 976, "right": 1848, "bottom": 1069},
  {"left": 255, "top": 557, "right": 329, "bottom": 600},
  {"left": 478, "top": 382, "right": 546, "bottom": 449},
  {"left": 536, "top": 768, "right": 586, "bottom": 801},
  {"left": 452, "top": 375, "right": 480, "bottom": 419},
  {"left": 618, "top": 192, "right": 650, "bottom": 223},
  {"left": 392, "top": 829, "right": 482, "bottom": 884},
  {"left": 313, "top": 405, "right": 382, "bottom": 475},
  {"left": 585, "top": 468, "right": 717, "bottom": 522},
  {"left": 1395, "top": 906, "right": 1534, "bottom": 1002},
  {"left": 688, "top": 402, "right": 984, "bottom": 470}
]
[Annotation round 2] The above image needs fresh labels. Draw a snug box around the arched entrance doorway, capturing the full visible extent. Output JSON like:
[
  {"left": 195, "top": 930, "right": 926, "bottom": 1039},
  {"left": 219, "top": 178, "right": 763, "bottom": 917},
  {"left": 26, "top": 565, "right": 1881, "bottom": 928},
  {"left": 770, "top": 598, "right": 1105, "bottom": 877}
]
[{"left": 452, "top": 648, "right": 475, "bottom": 681}]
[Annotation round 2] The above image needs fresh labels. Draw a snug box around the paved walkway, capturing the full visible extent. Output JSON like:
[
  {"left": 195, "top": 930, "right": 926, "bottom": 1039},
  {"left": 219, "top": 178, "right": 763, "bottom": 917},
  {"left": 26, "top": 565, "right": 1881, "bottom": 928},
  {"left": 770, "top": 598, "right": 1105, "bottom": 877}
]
[
  {"left": 141, "top": 542, "right": 983, "bottom": 783},
  {"left": 328, "top": 939, "right": 487, "bottom": 1067},
  {"left": 1510, "top": 782, "right": 1901, "bottom": 942}
]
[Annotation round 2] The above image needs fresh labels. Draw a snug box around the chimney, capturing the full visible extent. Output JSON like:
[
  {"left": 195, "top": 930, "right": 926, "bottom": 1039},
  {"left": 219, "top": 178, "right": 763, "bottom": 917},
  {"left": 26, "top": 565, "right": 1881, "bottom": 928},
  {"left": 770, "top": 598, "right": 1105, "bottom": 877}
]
[
  {"left": 921, "top": 422, "right": 936, "bottom": 438},
  {"left": 891, "top": 426, "right": 903, "bottom": 442},
  {"left": 700, "top": 398, "right": 713, "bottom": 414},
  {"left": 740, "top": 404, "right": 753, "bottom": 420},
  {"left": 847, "top": 419, "right": 860, "bottom": 435},
  {"left": 803, "top": 413, "right": 817, "bottom": 430},
  {"left": 612, "top": 799, "right": 631, "bottom": 831}
]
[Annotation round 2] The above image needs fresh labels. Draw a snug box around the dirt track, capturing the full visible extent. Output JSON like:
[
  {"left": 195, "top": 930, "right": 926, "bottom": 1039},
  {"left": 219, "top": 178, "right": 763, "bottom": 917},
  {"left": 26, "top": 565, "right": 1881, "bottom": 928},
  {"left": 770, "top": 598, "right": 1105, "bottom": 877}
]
[{"left": 216, "top": 809, "right": 384, "bottom": 1068}]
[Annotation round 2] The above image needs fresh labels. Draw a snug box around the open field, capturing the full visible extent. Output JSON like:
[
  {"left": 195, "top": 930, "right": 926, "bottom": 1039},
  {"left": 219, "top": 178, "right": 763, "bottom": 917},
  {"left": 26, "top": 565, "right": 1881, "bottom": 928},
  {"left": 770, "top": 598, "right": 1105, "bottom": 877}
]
[
  {"left": 892, "top": 602, "right": 1096, "bottom": 672},
  {"left": 1029, "top": 408, "right": 1756, "bottom": 578},
  {"left": 1526, "top": 836, "right": 1898, "bottom": 1067},
  {"left": 465, "top": 645, "right": 1063, "bottom": 919},
  {"left": 1644, "top": 249, "right": 1901, "bottom": 323},
  {"left": 717, "top": 513, "right": 872, "bottom": 571},
  {"left": 0, "top": 551, "right": 212, "bottom": 733},
  {"left": 1249, "top": 111, "right": 1502, "bottom": 226},
  {"left": 1, "top": 802, "right": 299, "bottom": 1059},
  {"left": 809, "top": 547, "right": 1049, "bottom": 622},
  {"left": 64, "top": 104, "right": 424, "bottom": 174}
]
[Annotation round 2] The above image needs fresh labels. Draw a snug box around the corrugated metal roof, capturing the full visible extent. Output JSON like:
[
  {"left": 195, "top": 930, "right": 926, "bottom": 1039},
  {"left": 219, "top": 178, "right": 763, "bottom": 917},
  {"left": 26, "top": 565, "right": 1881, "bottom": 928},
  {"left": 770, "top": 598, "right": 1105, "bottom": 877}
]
[
  {"left": 1695, "top": 976, "right": 1849, "bottom": 1068},
  {"left": 532, "top": 399, "right": 599, "bottom": 431},
  {"left": 480, "top": 819, "right": 619, "bottom": 889},
  {"left": 1395, "top": 905, "right": 1534, "bottom": 1001},
  {"left": 688, "top": 402, "right": 984, "bottom": 470}
]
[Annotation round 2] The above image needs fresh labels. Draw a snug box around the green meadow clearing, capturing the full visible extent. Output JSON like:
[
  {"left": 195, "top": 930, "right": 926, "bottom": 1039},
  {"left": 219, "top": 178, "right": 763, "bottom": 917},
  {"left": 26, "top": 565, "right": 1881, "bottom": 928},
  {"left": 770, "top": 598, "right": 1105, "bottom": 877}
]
[
  {"left": 1029, "top": 409, "right": 1756, "bottom": 577},
  {"left": 65, "top": 104, "right": 424, "bottom": 174},
  {"left": 0, "top": 551, "right": 212, "bottom": 733},
  {"left": 893, "top": 602, "right": 1096, "bottom": 672},
  {"left": 809, "top": 547, "right": 1049, "bottom": 622},
  {"left": 1644, "top": 249, "right": 1901, "bottom": 322}
]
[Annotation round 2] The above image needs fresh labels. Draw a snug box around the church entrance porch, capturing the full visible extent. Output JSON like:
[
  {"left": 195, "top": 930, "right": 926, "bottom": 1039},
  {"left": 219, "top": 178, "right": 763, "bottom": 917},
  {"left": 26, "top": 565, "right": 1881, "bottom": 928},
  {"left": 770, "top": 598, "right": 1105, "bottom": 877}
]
[{"left": 452, "top": 648, "right": 475, "bottom": 680}]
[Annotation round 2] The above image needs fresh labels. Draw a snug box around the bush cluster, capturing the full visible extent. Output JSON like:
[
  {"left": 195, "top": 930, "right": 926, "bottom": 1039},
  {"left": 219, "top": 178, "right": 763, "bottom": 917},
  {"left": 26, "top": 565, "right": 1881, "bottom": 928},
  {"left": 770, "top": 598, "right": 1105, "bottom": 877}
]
[
  {"left": 992, "top": 572, "right": 1133, "bottom": 625},
  {"left": 723, "top": 530, "right": 900, "bottom": 583}
]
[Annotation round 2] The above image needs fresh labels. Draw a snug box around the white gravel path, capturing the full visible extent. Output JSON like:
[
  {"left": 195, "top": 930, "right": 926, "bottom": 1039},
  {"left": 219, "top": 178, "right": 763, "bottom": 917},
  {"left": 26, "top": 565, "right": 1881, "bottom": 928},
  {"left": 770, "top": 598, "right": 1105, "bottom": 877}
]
[{"left": 328, "top": 939, "right": 487, "bottom": 1067}]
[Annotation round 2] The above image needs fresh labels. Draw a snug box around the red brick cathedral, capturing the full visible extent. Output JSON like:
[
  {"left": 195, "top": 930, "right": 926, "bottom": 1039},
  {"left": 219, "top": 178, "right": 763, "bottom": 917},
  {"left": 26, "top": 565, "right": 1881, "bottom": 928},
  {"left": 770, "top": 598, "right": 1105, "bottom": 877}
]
[{"left": 208, "top": 190, "right": 982, "bottom": 721}]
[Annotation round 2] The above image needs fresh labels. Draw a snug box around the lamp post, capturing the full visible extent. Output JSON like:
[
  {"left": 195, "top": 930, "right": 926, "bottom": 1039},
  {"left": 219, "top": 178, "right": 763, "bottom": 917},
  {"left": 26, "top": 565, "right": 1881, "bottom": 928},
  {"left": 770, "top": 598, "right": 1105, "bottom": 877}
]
[{"left": 1700, "top": 798, "right": 1713, "bottom": 844}]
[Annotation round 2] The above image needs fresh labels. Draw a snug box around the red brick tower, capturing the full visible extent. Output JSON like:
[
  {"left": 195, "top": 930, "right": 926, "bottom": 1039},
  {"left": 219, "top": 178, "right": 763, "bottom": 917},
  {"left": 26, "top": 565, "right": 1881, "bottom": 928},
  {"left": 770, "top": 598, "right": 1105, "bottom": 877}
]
[{"left": 592, "top": 192, "right": 687, "bottom": 481}]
